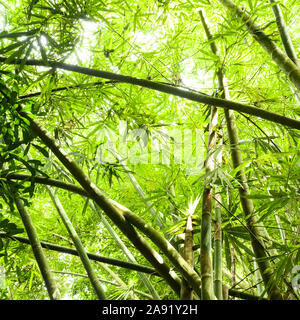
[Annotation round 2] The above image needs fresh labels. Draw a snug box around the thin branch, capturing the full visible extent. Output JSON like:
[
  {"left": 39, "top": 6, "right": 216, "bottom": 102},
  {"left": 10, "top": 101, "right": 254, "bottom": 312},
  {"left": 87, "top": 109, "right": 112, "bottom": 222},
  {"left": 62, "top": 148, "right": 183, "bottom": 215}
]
[{"left": 0, "top": 232, "right": 159, "bottom": 275}]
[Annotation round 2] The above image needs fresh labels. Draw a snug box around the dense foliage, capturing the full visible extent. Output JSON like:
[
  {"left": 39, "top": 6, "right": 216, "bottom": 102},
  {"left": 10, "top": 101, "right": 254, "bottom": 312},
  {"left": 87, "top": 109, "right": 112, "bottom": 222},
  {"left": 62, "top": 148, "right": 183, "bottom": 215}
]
[{"left": 0, "top": 0, "right": 299, "bottom": 300}]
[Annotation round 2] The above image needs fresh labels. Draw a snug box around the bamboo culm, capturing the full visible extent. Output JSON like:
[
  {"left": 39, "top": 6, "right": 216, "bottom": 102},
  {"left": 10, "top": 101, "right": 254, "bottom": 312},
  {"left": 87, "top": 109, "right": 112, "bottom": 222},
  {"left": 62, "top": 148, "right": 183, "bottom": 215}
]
[
  {"left": 0, "top": 56, "right": 299, "bottom": 129},
  {"left": 13, "top": 196, "right": 61, "bottom": 300}
]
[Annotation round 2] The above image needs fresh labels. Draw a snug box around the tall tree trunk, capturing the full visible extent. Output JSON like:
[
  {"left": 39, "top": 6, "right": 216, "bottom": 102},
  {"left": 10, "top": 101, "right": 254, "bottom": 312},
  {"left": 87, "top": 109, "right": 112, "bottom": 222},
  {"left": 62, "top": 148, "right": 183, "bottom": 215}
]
[
  {"left": 13, "top": 196, "right": 61, "bottom": 299},
  {"left": 218, "top": 0, "right": 300, "bottom": 91},
  {"left": 199, "top": 9, "right": 283, "bottom": 300}
]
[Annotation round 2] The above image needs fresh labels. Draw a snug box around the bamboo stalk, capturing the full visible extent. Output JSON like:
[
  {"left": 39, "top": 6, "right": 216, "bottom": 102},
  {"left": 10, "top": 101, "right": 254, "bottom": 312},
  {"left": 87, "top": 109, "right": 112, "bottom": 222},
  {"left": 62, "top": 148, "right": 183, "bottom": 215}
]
[
  {"left": 214, "top": 137, "right": 224, "bottom": 299},
  {"left": 214, "top": 192, "right": 223, "bottom": 299},
  {"left": 13, "top": 196, "right": 61, "bottom": 300},
  {"left": 198, "top": 11, "right": 222, "bottom": 300},
  {"left": 199, "top": 8, "right": 283, "bottom": 300},
  {"left": 269, "top": 0, "right": 300, "bottom": 67},
  {"left": 1, "top": 56, "right": 299, "bottom": 129},
  {"left": 269, "top": 0, "right": 300, "bottom": 104},
  {"left": 47, "top": 187, "right": 106, "bottom": 299},
  {"left": 180, "top": 214, "right": 194, "bottom": 300},
  {"left": 200, "top": 106, "right": 219, "bottom": 300}
]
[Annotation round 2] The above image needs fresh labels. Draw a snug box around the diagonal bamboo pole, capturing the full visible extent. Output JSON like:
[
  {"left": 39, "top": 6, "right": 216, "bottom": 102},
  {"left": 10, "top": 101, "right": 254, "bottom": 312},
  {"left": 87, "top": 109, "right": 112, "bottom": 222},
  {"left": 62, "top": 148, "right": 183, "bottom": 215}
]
[
  {"left": 0, "top": 232, "right": 158, "bottom": 275},
  {"left": 47, "top": 187, "right": 106, "bottom": 299},
  {"left": 269, "top": 0, "right": 300, "bottom": 104},
  {"left": 0, "top": 56, "right": 299, "bottom": 129},
  {"left": 13, "top": 195, "right": 61, "bottom": 299},
  {"left": 269, "top": 0, "right": 300, "bottom": 67}
]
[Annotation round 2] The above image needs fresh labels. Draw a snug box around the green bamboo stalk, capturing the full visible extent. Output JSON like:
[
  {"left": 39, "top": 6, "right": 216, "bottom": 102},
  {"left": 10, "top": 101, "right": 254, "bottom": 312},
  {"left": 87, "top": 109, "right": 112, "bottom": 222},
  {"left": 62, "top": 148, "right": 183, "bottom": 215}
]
[
  {"left": 1, "top": 56, "right": 299, "bottom": 129},
  {"left": 89, "top": 202, "right": 161, "bottom": 300},
  {"left": 200, "top": 186, "right": 215, "bottom": 300},
  {"left": 254, "top": 259, "right": 264, "bottom": 297},
  {"left": 199, "top": 8, "right": 283, "bottom": 300},
  {"left": 46, "top": 187, "right": 106, "bottom": 299},
  {"left": 214, "top": 192, "right": 223, "bottom": 299},
  {"left": 214, "top": 137, "right": 224, "bottom": 299},
  {"left": 199, "top": 11, "right": 224, "bottom": 300},
  {"left": 218, "top": 0, "right": 300, "bottom": 91},
  {"left": 269, "top": 0, "right": 300, "bottom": 67},
  {"left": 200, "top": 105, "right": 219, "bottom": 300},
  {"left": 269, "top": 0, "right": 300, "bottom": 104},
  {"left": 180, "top": 214, "right": 194, "bottom": 300},
  {"left": 18, "top": 109, "right": 182, "bottom": 297},
  {"left": 13, "top": 196, "right": 61, "bottom": 300},
  {"left": 224, "top": 109, "right": 283, "bottom": 300}
]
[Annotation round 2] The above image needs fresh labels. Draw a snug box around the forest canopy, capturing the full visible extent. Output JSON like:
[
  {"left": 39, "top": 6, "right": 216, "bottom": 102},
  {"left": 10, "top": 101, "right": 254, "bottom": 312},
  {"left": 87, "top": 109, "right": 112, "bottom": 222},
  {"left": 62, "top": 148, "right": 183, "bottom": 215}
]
[{"left": 0, "top": 0, "right": 299, "bottom": 300}]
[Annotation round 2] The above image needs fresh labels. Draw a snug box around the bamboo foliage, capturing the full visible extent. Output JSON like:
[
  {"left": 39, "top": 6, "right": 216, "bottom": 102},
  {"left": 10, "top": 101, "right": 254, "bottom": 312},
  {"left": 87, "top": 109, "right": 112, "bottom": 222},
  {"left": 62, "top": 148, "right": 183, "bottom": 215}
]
[
  {"left": 218, "top": 0, "right": 300, "bottom": 91},
  {"left": 0, "top": 1, "right": 299, "bottom": 300}
]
